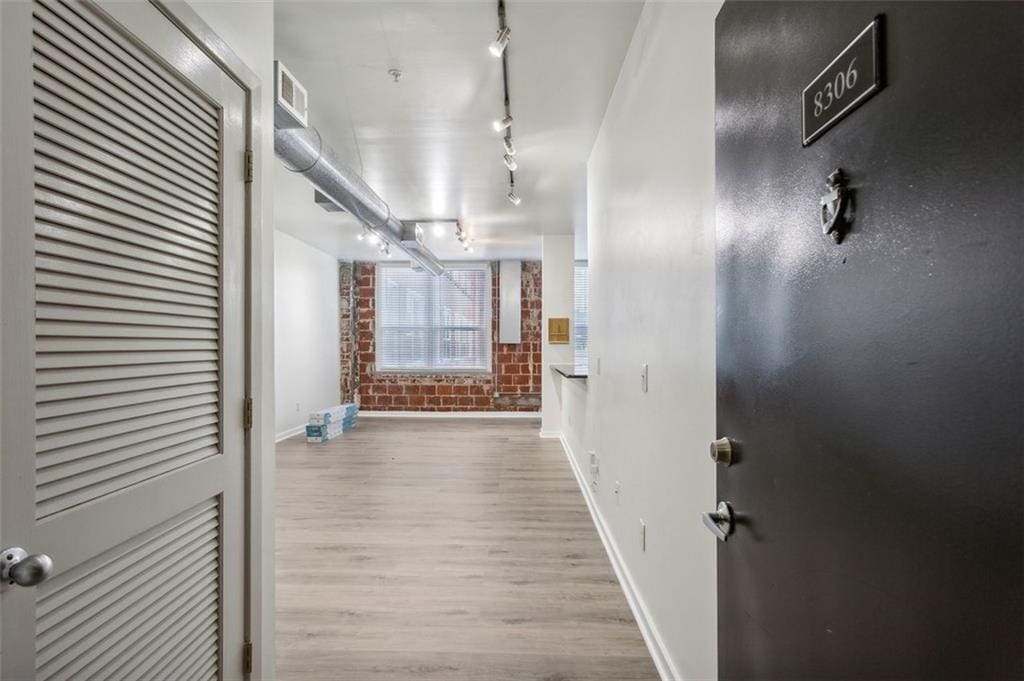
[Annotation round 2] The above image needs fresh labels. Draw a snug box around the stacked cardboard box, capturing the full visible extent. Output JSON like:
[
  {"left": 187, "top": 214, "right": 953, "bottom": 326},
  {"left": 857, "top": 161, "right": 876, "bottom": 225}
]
[{"left": 305, "top": 403, "right": 359, "bottom": 443}]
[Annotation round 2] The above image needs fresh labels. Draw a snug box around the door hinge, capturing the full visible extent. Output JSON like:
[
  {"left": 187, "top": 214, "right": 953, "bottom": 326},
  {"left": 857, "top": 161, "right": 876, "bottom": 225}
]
[
  {"left": 244, "top": 149, "right": 254, "bottom": 183},
  {"left": 243, "top": 397, "right": 254, "bottom": 430},
  {"left": 242, "top": 641, "right": 253, "bottom": 674}
]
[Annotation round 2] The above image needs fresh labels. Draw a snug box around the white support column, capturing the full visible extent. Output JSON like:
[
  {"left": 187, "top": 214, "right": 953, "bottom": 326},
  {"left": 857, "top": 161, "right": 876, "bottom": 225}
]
[{"left": 540, "top": 234, "right": 574, "bottom": 437}]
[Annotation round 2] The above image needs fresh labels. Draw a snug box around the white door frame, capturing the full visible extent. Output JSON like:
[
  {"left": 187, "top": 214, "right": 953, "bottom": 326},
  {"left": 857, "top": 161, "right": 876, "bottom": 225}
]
[{"left": 0, "top": 0, "right": 273, "bottom": 676}]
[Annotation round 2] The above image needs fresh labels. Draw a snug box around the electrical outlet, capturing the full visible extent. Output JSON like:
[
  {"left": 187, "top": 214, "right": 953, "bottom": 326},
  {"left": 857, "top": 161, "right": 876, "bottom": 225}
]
[
  {"left": 589, "top": 450, "right": 599, "bottom": 479},
  {"left": 640, "top": 363, "right": 648, "bottom": 393},
  {"left": 614, "top": 481, "right": 621, "bottom": 504},
  {"left": 640, "top": 519, "right": 647, "bottom": 552},
  {"left": 295, "top": 402, "right": 300, "bottom": 412}
]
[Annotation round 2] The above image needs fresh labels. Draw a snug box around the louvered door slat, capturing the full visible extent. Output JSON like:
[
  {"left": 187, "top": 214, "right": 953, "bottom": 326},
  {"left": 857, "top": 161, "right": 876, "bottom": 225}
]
[
  {"left": 35, "top": 231, "right": 219, "bottom": 287},
  {"left": 36, "top": 289, "right": 218, "bottom": 321},
  {"left": 37, "top": 379, "right": 218, "bottom": 418},
  {"left": 36, "top": 368, "right": 219, "bottom": 400},
  {"left": 36, "top": 415, "right": 219, "bottom": 470},
  {"left": 31, "top": 4, "right": 220, "bottom": 154},
  {"left": 37, "top": 361, "right": 218, "bottom": 387},
  {"left": 174, "top": 641, "right": 219, "bottom": 681},
  {"left": 34, "top": 126, "right": 221, "bottom": 222},
  {"left": 37, "top": 393, "right": 218, "bottom": 436},
  {"left": 37, "top": 422, "right": 217, "bottom": 478},
  {"left": 36, "top": 0, "right": 220, "bottom": 136},
  {"left": 35, "top": 155, "right": 220, "bottom": 236},
  {"left": 36, "top": 220, "right": 218, "bottom": 278},
  {"left": 38, "top": 428, "right": 218, "bottom": 488},
  {"left": 35, "top": 499, "right": 220, "bottom": 680},
  {"left": 35, "top": 506, "right": 220, "bottom": 679},
  {"left": 33, "top": 129, "right": 220, "bottom": 228},
  {"left": 100, "top": 583, "right": 219, "bottom": 681},
  {"left": 32, "top": 65, "right": 219, "bottom": 183},
  {"left": 33, "top": 100, "right": 220, "bottom": 206},
  {"left": 31, "top": 35, "right": 220, "bottom": 173},
  {"left": 36, "top": 502, "right": 217, "bottom": 619},
  {"left": 36, "top": 403, "right": 218, "bottom": 460},
  {"left": 35, "top": 259, "right": 219, "bottom": 299},
  {"left": 37, "top": 273, "right": 218, "bottom": 308},
  {"left": 33, "top": 84, "right": 218, "bottom": 192}
]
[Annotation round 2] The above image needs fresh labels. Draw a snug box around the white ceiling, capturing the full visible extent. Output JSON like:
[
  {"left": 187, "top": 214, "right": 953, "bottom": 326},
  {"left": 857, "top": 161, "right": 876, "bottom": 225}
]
[{"left": 272, "top": 0, "right": 643, "bottom": 262}]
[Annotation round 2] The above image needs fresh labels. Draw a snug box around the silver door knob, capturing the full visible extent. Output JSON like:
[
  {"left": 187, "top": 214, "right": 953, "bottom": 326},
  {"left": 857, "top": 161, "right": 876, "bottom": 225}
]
[
  {"left": 1, "top": 547, "right": 54, "bottom": 587},
  {"left": 701, "top": 501, "right": 734, "bottom": 542},
  {"left": 710, "top": 437, "right": 733, "bottom": 466}
]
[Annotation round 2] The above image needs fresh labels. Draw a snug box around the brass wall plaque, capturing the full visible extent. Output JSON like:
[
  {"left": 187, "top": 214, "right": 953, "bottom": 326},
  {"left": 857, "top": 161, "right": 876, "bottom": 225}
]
[{"left": 548, "top": 317, "right": 570, "bottom": 344}]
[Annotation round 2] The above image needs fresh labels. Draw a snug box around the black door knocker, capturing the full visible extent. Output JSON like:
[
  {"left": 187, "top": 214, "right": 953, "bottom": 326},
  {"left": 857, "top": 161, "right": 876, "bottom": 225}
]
[{"left": 820, "top": 168, "right": 850, "bottom": 243}]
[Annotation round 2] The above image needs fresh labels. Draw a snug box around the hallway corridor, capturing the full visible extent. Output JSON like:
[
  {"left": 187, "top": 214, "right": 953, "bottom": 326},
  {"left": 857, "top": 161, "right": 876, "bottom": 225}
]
[{"left": 275, "top": 419, "right": 658, "bottom": 680}]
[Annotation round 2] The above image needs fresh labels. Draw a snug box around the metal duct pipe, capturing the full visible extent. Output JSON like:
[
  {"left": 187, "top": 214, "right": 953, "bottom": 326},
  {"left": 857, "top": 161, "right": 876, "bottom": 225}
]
[{"left": 274, "top": 125, "right": 445, "bottom": 275}]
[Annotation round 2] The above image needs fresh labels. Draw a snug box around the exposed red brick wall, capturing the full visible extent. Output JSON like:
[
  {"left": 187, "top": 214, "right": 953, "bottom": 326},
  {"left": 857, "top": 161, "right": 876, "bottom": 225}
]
[
  {"left": 350, "top": 261, "right": 541, "bottom": 412},
  {"left": 338, "top": 261, "right": 356, "bottom": 402}
]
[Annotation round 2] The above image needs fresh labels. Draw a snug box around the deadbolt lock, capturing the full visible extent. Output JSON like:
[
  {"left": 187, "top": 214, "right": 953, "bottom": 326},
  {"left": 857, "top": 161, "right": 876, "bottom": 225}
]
[{"left": 709, "top": 437, "right": 733, "bottom": 466}]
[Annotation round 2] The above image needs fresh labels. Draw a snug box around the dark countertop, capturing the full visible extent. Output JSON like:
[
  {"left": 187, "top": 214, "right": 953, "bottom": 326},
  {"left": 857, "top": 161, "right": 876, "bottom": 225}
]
[{"left": 551, "top": 364, "right": 588, "bottom": 379}]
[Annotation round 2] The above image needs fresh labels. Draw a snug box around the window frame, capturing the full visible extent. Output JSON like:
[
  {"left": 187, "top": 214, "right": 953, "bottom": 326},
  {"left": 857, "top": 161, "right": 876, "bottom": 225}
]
[
  {"left": 574, "top": 261, "right": 589, "bottom": 369},
  {"left": 374, "top": 262, "right": 493, "bottom": 374}
]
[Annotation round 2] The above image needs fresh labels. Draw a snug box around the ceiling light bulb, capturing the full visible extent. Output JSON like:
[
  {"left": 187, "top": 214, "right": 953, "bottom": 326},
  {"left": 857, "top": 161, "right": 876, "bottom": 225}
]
[
  {"left": 503, "top": 136, "right": 516, "bottom": 156},
  {"left": 467, "top": 246, "right": 475, "bottom": 253},
  {"left": 489, "top": 26, "right": 511, "bottom": 57},
  {"left": 492, "top": 114, "right": 513, "bottom": 132},
  {"left": 507, "top": 189, "right": 521, "bottom": 206},
  {"left": 386, "top": 250, "right": 393, "bottom": 258},
  {"left": 503, "top": 153, "right": 518, "bottom": 171},
  {"left": 432, "top": 223, "right": 446, "bottom": 238},
  {"left": 356, "top": 232, "right": 365, "bottom": 241},
  {"left": 368, "top": 233, "right": 379, "bottom": 246}
]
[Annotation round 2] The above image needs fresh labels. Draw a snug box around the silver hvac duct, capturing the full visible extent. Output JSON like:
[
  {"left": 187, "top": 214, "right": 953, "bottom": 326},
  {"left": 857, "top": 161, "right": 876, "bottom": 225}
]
[{"left": 273, "top": 104, "right": 444, "bottom": 275}]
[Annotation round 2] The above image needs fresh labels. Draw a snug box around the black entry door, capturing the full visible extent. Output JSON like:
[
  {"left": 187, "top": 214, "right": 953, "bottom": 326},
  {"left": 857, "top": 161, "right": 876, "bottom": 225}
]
[{"left": 714, "top": 3, "right": 1023, "bottom": 679}]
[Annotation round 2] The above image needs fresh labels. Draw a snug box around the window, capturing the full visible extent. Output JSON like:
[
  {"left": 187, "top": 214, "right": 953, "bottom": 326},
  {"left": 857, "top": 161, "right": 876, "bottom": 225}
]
[
  {"left": 376, "top": 263, "right": 491, "bottom": 372},
  {"left": 574, "top": 263, "right": 589, "bottom": 368}
]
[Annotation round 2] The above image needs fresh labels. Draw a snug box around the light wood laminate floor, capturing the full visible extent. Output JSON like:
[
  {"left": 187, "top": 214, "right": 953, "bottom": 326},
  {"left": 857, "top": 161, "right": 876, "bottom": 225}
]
[{"left": 276, "top": 417, "right": 658, "bottom": 681}]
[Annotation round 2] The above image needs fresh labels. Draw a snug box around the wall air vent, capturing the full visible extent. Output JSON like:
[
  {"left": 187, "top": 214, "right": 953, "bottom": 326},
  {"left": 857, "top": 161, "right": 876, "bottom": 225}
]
[{"left": 274, "top": 61, "right": 308, "bottom": 129}]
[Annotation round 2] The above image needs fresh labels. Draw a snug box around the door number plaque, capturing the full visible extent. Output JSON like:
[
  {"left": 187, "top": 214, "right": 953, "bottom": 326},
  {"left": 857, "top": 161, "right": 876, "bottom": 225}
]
[{"left": 802, "top": 17, "right": 883, "bottom": 146}]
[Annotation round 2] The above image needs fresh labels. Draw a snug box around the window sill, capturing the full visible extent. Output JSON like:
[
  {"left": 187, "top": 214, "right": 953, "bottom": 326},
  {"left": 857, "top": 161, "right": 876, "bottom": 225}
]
[{"left": 373, "top": 369, "right": 493, "bottom": 376}]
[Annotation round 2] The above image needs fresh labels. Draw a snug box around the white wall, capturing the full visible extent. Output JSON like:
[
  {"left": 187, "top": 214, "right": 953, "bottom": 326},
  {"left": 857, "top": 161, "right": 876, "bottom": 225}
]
[
  {"left": 182, "top": 2, "right": 275, "bottom": 675},
  {"left": 273, "top": 230, "right": 341, "bottom": 438},
  {"left": 564, "top": 2, "right": 722, "bottom": 679},
  {"left": 541, "top": 234, "right": 575, "bottom": 436}
]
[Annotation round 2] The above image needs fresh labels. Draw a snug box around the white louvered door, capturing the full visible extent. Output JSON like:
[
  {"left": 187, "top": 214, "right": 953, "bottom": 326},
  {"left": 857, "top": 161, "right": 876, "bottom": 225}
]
[{"left": 1, "top": 1, "right": 247, "bottom": 679}]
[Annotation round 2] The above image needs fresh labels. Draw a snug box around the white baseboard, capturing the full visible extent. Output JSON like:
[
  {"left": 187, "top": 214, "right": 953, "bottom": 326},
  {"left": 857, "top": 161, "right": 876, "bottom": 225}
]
[
  {"left": 538, "top": 429, "right": 562, "bottom": 439},
  {"left": 359, "top": 410, "right": 539, "bottom": 419},
  {"left": 275, "top": 424, "right": 306, "bottom": 443},
  {"left": 558, "top": 433, "right": 681, "bottom": 681}
]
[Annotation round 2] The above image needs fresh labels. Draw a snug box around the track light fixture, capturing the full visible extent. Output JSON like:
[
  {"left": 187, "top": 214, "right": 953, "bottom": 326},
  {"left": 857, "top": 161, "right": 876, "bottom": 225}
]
[
  {"left": 492, "top": 114, "right": 513, "bottom": 132},
  {"left": 489, "top": 26, "right": 511, "bottom": 57},
  {"left": 492, "top": 0, "right": 520, "bottom": 204}
]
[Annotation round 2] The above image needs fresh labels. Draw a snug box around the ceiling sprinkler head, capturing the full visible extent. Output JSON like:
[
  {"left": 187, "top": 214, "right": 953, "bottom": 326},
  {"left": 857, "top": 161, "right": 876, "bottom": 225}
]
[{"left": 387, "top": 68, "right": 402, "bottom": 83}]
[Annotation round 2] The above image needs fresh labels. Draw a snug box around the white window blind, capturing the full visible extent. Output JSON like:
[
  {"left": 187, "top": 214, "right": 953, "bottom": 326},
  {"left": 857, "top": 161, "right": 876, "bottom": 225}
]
[
  {"left": 376, "top": 263, "right": 491, "bottom": 371},
  {"left": 574, "top": 263, "right": 589, "bottom": 368}
]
